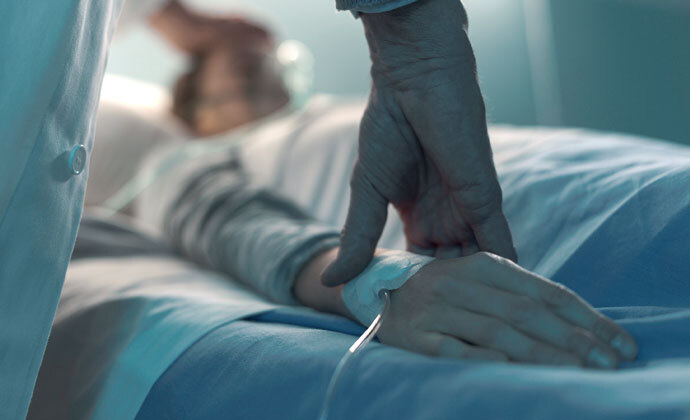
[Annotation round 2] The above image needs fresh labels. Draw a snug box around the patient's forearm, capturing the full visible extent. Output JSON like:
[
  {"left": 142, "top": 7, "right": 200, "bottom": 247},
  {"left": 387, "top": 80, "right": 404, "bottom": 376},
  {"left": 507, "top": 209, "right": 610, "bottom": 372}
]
[
  {"left": 294, "top": 247, "right": 353, "bottom": 320},
  {"left": 299, "top": 249, "right": 638, "bottom": 367},
  {"left": 155, "top": 151, "right": 341, "bottom": 305}
]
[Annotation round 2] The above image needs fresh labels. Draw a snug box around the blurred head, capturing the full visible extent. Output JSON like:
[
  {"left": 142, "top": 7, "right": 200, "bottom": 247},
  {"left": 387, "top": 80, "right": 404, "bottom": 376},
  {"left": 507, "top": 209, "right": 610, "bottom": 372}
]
[{"left": 172, "top": 20, "right": 290, "bottom": 137}]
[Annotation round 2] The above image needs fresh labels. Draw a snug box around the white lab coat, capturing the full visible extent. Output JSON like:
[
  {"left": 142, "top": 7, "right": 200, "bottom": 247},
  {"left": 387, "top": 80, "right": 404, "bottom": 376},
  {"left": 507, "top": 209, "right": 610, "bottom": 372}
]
[
  {"left": 0, "top": 0, "right": 179, "bottom": 415},
  {"left": 0, "top": 0, "right": 135, "bottom": 418}
]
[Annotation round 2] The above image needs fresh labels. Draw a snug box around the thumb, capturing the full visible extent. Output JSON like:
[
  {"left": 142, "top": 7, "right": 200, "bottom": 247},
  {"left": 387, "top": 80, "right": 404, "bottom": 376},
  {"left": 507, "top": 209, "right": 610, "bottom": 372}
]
[{"left": 321, "top": 162, "right": 389, "bottom": 286}]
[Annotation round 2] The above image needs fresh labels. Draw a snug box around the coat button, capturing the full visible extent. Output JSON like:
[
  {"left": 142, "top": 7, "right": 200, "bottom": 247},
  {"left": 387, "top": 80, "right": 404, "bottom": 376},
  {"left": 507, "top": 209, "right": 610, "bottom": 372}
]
[{"left": 68, "top": 144, "right": 87, "bottom": 175}]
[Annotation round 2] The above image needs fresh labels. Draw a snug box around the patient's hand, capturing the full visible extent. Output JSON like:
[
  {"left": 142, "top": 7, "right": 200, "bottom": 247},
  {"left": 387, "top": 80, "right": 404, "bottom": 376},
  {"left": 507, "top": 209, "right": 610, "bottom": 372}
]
[
  {"left": 380, "top": 253, "right": 639, "bottom": 367},
  {"left": 296, "top": 249, "right": 637, "bottom": 368}
]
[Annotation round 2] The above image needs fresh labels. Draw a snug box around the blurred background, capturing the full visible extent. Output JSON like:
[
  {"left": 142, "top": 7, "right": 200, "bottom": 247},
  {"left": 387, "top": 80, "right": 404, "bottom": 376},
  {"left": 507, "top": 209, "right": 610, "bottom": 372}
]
[{"left": 107, "top": 0, "right": 690, "bottom": 144}]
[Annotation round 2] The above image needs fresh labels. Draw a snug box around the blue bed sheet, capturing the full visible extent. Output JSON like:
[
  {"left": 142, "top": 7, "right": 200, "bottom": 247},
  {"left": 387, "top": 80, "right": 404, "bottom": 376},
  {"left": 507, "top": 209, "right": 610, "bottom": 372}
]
[
  {"left": 138, "top": 305, "right": 690, "bottom": 420},
  {"left": 137, "top": 126, "right": 690, "bottom": 419}
]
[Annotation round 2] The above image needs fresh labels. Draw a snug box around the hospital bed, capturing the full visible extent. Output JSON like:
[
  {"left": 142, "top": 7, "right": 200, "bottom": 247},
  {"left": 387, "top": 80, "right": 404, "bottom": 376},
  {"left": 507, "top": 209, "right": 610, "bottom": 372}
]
[{"left": 28, "top": 76, "right": 690, "bottom": 420}]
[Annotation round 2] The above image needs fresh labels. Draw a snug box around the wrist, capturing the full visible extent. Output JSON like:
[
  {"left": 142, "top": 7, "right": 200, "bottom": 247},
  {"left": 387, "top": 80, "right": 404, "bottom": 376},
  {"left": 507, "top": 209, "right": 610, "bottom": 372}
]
[
  {"left": 360, "top": 0, "right": 474, "bottom": 87},
  {"left": 294, "top": 247, "right": 353, "bottom": 319},
  {"left": 341, "top": 250, "right": 434, "bottom": 326}
]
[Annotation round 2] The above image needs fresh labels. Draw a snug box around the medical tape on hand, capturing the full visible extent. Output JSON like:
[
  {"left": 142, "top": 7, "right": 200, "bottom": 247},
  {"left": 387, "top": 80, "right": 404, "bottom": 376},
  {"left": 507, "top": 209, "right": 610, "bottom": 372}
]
[{"left": 342, "top": 250, "right": 434, "bottom": 326}]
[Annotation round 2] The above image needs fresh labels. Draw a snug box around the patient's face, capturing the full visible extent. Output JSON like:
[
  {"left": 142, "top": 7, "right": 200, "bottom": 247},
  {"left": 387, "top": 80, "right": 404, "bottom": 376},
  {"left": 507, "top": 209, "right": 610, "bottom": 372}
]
[{"left": 176, "top": 26, "right": 290, "bottom": 137}]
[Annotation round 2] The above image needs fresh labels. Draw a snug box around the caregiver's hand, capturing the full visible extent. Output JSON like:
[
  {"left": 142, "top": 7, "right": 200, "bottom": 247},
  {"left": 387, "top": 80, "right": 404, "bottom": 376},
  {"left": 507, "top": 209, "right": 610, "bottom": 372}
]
[
  {"left": 379, "top": 252, "right": 638, "bottom": 368},
  {"left": 322, "top": 0, "right": 516, "bottom": 287}
]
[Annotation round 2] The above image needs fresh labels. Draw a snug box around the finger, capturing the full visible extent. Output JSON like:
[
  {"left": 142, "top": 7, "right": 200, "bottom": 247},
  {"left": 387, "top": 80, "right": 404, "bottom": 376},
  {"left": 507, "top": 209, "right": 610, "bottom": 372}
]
[
  {"left": 470, "top": 208, "right": 518, "bottom": 262},
  {"left": 481, "top": 255, "right": 638, "bottom": 360},
  {"left": 446, "top": 280, "right": 618, "bottom": 368},
  {"left": 438, "top": 308, "right": 584, "bottom": 367},
  {"left": 321, "top": 162, "right": 388, "bottom": 286},
  {"left": 417, "top": 333, "right": 508, "bottom": 362},
  {"left": 540, "top": 285, "right": 638, "bottom": 360},
  {"left": 437, "top": 335, "right": 508, "bottom": 361},
  {"left": 435, "top": 245, "right": 463, "bottom": 259}
]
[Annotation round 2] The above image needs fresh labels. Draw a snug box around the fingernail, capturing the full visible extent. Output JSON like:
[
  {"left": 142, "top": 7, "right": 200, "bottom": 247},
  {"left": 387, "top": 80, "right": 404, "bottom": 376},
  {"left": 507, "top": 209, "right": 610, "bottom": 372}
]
[
  {"left": 588, "top": 348, "right": 614, "bottom": 369},
  {"left": 610, "top": 334, "right": 636, "bottom": 359}
]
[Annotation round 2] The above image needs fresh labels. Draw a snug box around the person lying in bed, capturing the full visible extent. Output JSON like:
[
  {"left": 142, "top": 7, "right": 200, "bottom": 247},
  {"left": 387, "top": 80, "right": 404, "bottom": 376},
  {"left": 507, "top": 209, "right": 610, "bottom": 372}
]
[
  {"left": 36, "top": 108, "right": 690, "bottom": 417},
  {"left": 168, "top": 18, "right": 290, "bottom": 137},
  {"left": 113, "top": 26, "right": 637, "bottom": 369}
]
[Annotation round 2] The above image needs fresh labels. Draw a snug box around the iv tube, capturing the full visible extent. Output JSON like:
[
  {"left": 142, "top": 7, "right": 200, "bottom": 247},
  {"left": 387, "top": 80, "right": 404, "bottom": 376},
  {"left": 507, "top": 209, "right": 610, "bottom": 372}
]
[{"left": 319, "top": 289, "right": 392, "bottom": 420}]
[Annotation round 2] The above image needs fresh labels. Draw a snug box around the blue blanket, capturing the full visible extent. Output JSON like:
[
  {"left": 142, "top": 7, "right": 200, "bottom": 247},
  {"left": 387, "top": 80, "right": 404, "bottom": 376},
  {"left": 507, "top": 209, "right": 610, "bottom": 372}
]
[
  {"left": 137, "top": 126, "right": 690, "bottom": 419},
  {"left": 138, "top": 306, "right": 690, "bottom": 419}
]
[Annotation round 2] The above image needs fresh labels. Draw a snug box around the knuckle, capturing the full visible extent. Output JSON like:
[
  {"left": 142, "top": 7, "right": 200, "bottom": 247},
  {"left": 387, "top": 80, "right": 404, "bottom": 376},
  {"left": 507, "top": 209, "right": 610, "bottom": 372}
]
[
  {"left": 545, "top": 283, "right": 575, "bottom": 307},
  {"left": 592, "top": 319, "right": 615, "bottom": 341},
  {"left": 508, "top": 298, "right": 538, "bottom": 326}
]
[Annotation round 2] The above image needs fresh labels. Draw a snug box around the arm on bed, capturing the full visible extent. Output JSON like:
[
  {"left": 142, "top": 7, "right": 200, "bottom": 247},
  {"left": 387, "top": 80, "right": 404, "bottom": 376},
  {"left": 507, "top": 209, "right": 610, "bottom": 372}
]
[
  {"left": 156, "top": 157, "right": 636, "bottom": 368},
  {"left": 295, "top": 245, "right": 637, "bottom": 368},
  {"left": 160, "top": 159, "right": 340, "bottom": 304}
]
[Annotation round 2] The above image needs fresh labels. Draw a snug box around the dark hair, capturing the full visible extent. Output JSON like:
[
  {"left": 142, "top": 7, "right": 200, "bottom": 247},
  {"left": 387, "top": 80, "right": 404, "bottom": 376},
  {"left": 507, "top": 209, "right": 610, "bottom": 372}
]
[{"left": 171, "top": 44, "right": 291, "bottom": 134}]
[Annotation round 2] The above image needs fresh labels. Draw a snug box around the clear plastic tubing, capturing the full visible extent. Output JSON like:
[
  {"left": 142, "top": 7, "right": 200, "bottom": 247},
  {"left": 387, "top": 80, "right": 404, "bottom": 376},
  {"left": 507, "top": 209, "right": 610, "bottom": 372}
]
[{"left": 319, "top": 289, "right": 392, "bottom": 420}]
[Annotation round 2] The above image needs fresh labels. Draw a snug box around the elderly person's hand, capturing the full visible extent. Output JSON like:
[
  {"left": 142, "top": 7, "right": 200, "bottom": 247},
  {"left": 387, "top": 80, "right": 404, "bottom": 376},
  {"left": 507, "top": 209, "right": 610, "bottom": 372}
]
[
  {"left": 378, "top": 252, "right": 637, "bottom": 367},
  {"left": 298, "top": 249, "right": 638, "bottom": 368},
  {"left": 322, "top": 0, "right": 517, "bottom": 286}
]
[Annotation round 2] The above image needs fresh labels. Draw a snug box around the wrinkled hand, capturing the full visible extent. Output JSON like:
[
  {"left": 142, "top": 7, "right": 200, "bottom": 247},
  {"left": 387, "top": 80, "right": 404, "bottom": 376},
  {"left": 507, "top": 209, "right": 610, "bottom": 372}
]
[
  {"left": 322, "top": 0, "right": 516, "bottom": 286},
  {"left": 379, "top": 252, "right": 638, "bottom": 367}
]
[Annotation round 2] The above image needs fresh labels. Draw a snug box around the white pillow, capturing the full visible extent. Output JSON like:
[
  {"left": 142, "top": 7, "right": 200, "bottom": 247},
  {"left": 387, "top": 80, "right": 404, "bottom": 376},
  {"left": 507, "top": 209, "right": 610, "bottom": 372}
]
[{"left": 86, "top": 74, "right": 188, "bottom": 208}]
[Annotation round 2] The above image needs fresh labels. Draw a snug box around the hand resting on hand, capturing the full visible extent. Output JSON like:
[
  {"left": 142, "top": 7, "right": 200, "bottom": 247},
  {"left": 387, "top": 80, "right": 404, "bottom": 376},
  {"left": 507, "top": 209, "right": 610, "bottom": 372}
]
[{"left": 296, "top": 249, "right": 637, "bottom": 369}]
